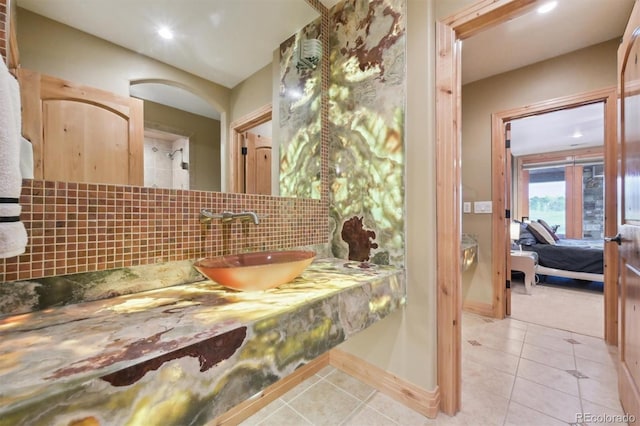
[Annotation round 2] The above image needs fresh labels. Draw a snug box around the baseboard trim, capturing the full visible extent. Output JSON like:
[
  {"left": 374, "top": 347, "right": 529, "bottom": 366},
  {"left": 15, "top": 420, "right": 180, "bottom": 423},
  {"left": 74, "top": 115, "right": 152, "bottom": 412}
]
[
  {"left": 329, "top": 348, "right": 440, "bottom": 419},
  {"left": 618, "top": 361, "right": 640, "bottom": 423},
  {"left": 211, "top": 352, "right": 330, "bottom": 425},
  {"left": 462, "top": 300, "right": 494, "bottom": 317}
]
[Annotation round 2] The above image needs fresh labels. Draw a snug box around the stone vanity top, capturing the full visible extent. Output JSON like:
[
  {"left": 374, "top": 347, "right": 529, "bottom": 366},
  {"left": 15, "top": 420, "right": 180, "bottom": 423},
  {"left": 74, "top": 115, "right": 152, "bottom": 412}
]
[{"left": 0, "top": 258, "right": 405, "bottom": 418}]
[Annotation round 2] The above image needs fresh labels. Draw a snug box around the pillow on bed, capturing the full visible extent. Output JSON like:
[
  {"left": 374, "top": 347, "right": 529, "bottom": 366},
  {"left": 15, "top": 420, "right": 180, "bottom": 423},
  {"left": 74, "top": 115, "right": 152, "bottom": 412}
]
[
  {"left": 517, "top": 221, "right": 537, "bottom": 246},
  {"left": 537, "top": 219, "right": 560, "bottom": 241},
  {"left": 527, "top": 221, "right": 556, "bottom": 245}
]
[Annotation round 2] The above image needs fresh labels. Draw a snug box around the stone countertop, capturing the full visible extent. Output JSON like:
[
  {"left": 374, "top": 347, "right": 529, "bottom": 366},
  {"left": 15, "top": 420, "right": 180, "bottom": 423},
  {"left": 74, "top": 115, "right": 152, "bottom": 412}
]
[{"left": 0, "top": 258, "right": 405, "bottom": 416}]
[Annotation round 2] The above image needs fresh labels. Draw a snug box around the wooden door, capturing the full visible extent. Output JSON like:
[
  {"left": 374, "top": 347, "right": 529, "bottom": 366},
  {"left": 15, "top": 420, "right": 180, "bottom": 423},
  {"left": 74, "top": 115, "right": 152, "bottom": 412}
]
[
  {"left": 617, "top": 0, "right": 640, "bottom": 420},
  {"left": 18, "top": 69, "right": 143, "bottom": 185},
  {"left": 237, "top": 131, "right": 272, "bottom": 195},
  {"left": 505, "top": 122, "right": 512, "bottom": 316}
]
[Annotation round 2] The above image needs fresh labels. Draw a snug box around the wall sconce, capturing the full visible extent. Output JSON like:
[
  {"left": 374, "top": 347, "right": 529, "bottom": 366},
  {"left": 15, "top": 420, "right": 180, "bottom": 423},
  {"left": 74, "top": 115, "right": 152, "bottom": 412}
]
[
  {"left": 295, "top": 36, "right": 322, "bottom": 71},
  {"left": 510, "top": 221, "right": 521, "bottom": 251}
]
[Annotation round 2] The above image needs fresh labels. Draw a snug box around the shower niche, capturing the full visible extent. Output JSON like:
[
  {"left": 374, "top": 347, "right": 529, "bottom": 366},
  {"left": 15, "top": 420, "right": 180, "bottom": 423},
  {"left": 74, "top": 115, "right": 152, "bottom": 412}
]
[{"left": 143, "top": 129, "right": 190, "bottom": 190}]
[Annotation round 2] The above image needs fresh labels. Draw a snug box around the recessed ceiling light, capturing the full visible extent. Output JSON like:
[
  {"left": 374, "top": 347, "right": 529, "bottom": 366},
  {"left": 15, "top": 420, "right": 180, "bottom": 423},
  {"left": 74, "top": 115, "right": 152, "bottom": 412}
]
[
  {"left": 537, "top": 1, "right": 557, "bottom": 14},
  {"left": 572, "top": 130, "right": 583, "bottom": 138},
  {"left": 157, "top": 26, "right": 174, "bottom": 40}
]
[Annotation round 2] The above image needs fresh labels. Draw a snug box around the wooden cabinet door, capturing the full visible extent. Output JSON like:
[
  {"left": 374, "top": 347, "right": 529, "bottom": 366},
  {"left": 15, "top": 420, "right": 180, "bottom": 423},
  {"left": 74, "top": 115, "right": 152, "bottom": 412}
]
[
  {"left": 18, "top": 69, "right": 143, "bottom": 185},
  {"left": 617, "top": 0, "right": 640, "bottom": 421}
]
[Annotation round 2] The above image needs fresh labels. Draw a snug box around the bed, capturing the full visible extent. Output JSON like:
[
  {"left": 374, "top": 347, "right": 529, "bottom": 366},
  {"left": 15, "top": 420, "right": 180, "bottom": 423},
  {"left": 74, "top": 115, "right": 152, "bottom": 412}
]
[
  {"left": 523, "top": 239, "right": 604, "bottom": 282},
  {"left": 516, "top": 220, "right": 604, "bottom": 282}
]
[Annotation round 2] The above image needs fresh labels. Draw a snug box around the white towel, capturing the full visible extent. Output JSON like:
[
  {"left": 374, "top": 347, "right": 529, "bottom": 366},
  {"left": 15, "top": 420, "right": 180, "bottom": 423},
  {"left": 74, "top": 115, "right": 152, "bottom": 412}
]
[
  {"left": 20, "top": 136, "right": 34, "bottom": 179},
  {"left": 0, "top": 59, "right": 28, "bottom": 258}
]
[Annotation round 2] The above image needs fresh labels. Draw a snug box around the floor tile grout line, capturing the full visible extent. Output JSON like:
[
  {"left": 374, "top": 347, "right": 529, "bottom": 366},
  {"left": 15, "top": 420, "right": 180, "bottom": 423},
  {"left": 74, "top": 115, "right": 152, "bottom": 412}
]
[
  {"left": 520, "top": 339, "right": 576, "bottom": 356},
  {"left": 250, "top": 399, "right": 283, "bottom": 426},
  {"left": 337, "top": 400, "right": 365, "bottom": 426},
  {"left": 359, "top": 399, "right": 401, "bottom": 425},
  {"left": 519, "top": 349, "right": 576, "bottom": 373},
  {"left": 254, "top": 400, "right": 308, "bottom": 426},
  {"left": 573, "top": 337, "right": 587, "bottom": 421},
  {"left": 281, "top": 374, "right": 326, "bottom": 405},
  {"left": 574, "top": 352, "right": 619, "bottom": 368},
  {"left": 512, "top": 370, "right": 585, "bottom": 400},
  {"left": 337, "top": 399, "right": 399, "bottom": 426},
  {"left": 506, "top": 399, "right": 582, "bottom": 425},
  {"left": 321, "top": 376, "right": 372, "bottom": 403},
  {"left": 511, "top": 317, "right": 593, "bottom": 339},
  {"left": 501, "top": 323, "right": 528, "bottom": 426},
  {"left": 284, "top": 376, "right": 368, "bottom": 425},
  {"left": 281, "top": 399, "right": 316, "bottom": 425}
]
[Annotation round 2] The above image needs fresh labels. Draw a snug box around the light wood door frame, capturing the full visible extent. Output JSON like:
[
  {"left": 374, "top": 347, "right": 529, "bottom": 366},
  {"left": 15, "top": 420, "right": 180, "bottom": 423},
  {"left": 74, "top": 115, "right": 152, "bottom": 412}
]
[
  {"left": 228, "top": 104, "right": 272, "bottom": 194},
  {"left": 435, "top": 0, "right": 618, "bottom": 414},
  {"left": 436, "top": 0, "right": 538, "bottom": 414},
  {"left": 490, "top": 88, "right": 618, "bottom": 345}
]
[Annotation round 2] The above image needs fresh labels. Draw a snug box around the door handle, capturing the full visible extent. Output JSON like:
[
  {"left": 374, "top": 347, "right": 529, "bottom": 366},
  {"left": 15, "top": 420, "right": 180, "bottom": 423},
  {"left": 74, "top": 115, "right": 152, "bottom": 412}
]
[{"left": 604, "top": 233, "right": 623, "bottom": 245}]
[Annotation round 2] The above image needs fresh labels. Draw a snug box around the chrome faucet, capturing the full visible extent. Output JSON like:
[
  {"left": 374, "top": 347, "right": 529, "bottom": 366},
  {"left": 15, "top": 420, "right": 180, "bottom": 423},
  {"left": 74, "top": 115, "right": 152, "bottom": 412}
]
[{"left": 200, "top": 209, "right": 260, "bottom": 225}]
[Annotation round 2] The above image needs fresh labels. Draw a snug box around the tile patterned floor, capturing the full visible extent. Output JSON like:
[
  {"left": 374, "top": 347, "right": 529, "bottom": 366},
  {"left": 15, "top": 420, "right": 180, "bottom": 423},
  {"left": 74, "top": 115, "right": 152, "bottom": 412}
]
[{"left": 240, "top": 312, "right": 626, "bottom": 425}]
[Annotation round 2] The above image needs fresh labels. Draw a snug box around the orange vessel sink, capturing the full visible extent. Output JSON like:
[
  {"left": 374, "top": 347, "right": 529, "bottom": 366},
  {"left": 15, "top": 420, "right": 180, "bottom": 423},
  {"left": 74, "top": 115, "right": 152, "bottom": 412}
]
[{"left": 194, "top": 250, "right": 316, "bottom": 291}]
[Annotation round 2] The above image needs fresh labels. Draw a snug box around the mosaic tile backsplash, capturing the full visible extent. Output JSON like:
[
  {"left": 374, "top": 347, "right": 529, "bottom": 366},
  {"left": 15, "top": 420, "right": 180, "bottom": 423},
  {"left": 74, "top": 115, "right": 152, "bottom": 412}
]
[
  {"left": 0, "top": 180, "right": 326, "bottom": 284},
  {"left": 0, "top": 0, "right": 6, "bottom": 62}
]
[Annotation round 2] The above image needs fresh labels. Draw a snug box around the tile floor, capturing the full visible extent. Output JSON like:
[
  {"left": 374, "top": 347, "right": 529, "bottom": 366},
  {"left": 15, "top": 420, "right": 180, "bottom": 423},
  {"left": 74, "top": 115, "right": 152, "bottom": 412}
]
[
  {"left": 510, "top": 277, "right": 604, "bottom": 338},
  {"left": 240, "top": 312, "right": 626, "bottom": 425}
]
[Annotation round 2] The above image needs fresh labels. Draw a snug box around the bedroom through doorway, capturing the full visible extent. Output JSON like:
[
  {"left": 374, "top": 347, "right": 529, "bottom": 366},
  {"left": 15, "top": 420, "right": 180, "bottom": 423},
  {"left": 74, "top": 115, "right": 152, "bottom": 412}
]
[{"left": 507, "top": 100, "right": 608, "bottom": 338}]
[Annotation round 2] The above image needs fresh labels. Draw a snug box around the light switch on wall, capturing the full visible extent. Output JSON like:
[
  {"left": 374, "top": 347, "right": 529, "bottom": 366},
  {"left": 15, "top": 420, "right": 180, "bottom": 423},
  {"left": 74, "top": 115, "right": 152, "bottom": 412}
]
[
  {"left": 474, "top": 201, "right": 492, "bottom": 214},
  {"left": 463, "top": 202, "right": 471, "bottom": 213}
]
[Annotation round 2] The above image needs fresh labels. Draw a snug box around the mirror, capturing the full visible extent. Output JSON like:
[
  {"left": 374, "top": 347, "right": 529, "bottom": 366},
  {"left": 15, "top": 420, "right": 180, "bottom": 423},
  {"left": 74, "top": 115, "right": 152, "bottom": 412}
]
[{"left": 14, "top": 0, "right": 322, "bottom": 198}]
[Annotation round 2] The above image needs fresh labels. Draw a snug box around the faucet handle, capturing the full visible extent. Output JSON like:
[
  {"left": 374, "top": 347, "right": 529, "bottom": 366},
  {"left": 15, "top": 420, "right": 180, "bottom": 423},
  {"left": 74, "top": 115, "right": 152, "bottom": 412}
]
[
  {"left": 200, "top": 209, "right": 266, "bottom": 225},
  {"left": 200, "top": 209, "right": 223, "bottom": 223}
]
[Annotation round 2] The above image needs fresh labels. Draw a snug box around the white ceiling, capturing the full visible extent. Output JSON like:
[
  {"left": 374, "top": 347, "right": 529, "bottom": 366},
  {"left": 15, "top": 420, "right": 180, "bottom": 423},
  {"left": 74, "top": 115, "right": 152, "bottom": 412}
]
[
  {"left": 510, "top": 103, "right": 604, "bottom": 157},
  {"left": 130, "top": 83, "right": 222, "bottom": 120},
  {"left": 462, "top": 0, "right": 634, "bottom": 85}
]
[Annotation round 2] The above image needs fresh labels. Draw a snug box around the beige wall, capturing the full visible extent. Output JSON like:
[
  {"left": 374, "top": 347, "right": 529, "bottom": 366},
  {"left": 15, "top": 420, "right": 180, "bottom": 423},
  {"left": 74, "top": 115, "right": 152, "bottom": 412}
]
[
  {"left": 461, "top": 38, "right": 618, "bottom": 304},
  {"left": 229, "top": 62, "right": 274, "bottom": 124},
  {"left": 337, "top": 0, "right": 438, "bottom": 391},
  {"left": 144, "top": 100, "right": 222, "bottom": 192},
  {"left": 435, "top": 0, "right": 477, "bottom": 19},
  {"left": 16, "top": 8, "right": 230, "bottom": 114}
]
